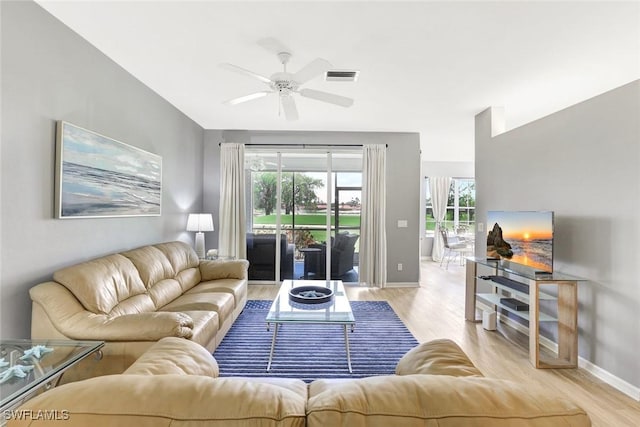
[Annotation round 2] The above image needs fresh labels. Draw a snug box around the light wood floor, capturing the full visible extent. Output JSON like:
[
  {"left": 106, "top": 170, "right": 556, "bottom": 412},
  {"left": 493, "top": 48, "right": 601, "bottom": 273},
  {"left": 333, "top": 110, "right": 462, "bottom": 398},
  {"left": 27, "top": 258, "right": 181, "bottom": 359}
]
[{"left": 247, "top": 259, "right": 640, "bottom": 427}]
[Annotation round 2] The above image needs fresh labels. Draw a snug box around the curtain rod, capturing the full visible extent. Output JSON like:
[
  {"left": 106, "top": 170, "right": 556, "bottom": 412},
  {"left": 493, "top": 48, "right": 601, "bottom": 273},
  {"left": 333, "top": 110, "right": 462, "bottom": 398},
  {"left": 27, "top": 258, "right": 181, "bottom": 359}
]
[{"left": 218, "top": 143, "right": 388, "bottom": 148}]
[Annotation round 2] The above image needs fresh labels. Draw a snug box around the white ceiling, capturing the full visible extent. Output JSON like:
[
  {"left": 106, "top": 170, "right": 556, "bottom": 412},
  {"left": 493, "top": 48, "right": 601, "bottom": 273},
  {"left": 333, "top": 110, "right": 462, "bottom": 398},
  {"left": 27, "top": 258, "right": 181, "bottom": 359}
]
[{"left": 36, "top": 1, "right": 640, "bottom": 162}]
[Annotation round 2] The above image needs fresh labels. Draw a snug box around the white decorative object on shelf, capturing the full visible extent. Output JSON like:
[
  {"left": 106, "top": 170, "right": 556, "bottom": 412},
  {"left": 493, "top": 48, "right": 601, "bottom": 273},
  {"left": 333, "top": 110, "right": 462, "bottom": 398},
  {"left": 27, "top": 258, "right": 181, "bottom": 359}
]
[
  {"left": 20, "top": 345, "right": 54, "bottom": 360},
  {"left": 0, "top": 365, "right": 34, "bottom": 383}
]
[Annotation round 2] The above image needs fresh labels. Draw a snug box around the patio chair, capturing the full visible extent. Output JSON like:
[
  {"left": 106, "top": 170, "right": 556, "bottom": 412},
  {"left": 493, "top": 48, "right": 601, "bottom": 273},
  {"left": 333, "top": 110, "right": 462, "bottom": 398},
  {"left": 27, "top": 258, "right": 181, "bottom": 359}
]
[{"left": 439, "top": 229, "right": 470, "bottom": 269}]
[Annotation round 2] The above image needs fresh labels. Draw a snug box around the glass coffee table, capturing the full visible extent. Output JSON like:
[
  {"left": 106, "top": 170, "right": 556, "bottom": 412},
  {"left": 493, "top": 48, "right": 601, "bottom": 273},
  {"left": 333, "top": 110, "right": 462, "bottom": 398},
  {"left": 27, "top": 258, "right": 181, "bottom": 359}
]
[
  {"left": 0, "top": 339, "right": 104, "bottom": 414},
  {"left": 266, "top": 280, "right": 355, "bottom": 373}
]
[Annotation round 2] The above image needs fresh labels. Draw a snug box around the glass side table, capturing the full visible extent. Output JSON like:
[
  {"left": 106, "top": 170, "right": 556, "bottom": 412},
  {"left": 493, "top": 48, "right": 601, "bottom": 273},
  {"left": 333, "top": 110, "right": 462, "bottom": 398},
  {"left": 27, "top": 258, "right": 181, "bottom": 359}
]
[{"left": 0, "top": 339, "right": 104, "bottom": 417}]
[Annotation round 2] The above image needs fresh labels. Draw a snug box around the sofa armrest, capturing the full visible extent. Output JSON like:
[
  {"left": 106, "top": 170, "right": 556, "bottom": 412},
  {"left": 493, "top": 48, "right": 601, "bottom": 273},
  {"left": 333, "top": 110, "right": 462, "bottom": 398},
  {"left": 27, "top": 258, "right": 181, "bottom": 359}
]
[
  {"left": 50, "top": 310, "right": 194, "bottom": 341},
  {"left": 199, "top": 259, "right": 249, "bottom": 281},
  {"left": 97, "top": 312, "right": 194, "bottom": 340},
  {"left": 123, "top": 337, "right": 218, "bottom": 377},
  {"left": 30, "top": 282, "right": 194, "bottom": 341},
  {"left": 395, "top": 339, "right": 483, "bottom": 377}
]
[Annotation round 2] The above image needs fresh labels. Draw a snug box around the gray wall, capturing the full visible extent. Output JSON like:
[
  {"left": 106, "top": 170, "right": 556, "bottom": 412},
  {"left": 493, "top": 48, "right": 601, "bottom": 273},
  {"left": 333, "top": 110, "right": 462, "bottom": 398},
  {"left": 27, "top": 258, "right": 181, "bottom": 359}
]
[
  {"left": 204, "top": 130, "right": 421, "bottom": 284},
  {"left": 475, "top": 80, "right": 640, "bottom": 388},
  {"left": 0, "top": 1, "right": 204, "bottom": 338}
]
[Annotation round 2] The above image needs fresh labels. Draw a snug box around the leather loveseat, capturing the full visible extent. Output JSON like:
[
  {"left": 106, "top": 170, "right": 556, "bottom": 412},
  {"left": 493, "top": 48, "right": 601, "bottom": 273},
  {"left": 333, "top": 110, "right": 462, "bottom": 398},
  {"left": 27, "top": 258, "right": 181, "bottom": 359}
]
[
  {"left": 28, "top": 241, "right": 248, "bottom": 380},
  {"left": 9, "top": 338, "right": 590, "bottom": 426}
]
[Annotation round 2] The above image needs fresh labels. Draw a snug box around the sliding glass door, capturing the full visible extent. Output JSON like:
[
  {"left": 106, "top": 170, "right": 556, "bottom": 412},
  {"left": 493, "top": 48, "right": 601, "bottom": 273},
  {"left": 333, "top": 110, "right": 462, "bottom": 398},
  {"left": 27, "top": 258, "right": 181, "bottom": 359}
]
[
  {"left": 245, "top": 148, "right": 362, "bottom": 284},
  {"left": 333, "top": 173, "right": 361, "bottom": 281}
]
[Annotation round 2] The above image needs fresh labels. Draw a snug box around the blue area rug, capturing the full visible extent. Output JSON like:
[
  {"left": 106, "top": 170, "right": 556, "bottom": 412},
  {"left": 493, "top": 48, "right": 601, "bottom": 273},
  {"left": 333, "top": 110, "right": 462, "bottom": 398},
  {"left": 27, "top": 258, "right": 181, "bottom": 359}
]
[{"left": 213, "top": 300, "right": 418, "bottom": 381}]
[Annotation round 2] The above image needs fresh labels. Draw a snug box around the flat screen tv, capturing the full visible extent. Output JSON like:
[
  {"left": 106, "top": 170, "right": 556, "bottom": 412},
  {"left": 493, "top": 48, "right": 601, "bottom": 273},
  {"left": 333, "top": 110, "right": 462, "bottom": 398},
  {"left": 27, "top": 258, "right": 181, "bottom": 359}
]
[{"left": 486, "top": 211, "right": 554, "bottom": 273}]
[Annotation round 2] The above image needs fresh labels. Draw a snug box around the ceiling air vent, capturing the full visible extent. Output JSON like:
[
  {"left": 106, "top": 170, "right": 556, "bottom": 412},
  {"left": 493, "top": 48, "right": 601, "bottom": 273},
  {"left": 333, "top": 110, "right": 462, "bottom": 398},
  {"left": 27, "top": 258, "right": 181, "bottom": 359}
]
[{"left": 325, "top": 70, "right": 359, "bottom": 82}]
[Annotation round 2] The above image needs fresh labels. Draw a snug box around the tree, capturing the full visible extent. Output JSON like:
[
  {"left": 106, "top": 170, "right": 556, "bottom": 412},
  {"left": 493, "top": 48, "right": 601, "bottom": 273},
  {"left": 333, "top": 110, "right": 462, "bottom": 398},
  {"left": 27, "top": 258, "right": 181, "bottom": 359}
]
[
  {"left": 253, "top": 172, "right": 277, "bottom": 215},
  {"left": 458, "top": 181, "right": 475, "bottom": 207},
  {"left": 281, "top": 173, "right": 323, "bottom": 214},
  {"left": 253, "top": 172, "right": 324, "bottom": 216}
]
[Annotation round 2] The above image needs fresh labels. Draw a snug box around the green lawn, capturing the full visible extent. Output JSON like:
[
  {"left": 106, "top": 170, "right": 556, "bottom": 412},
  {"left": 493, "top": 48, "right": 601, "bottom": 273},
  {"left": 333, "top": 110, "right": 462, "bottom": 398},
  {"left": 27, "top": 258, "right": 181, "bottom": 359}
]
[
  {"left": 253, "top": 214, "right": 360, "bottom": 244},
  {"left": 254, "top": 214, "right": 360, "bottom": 227}
]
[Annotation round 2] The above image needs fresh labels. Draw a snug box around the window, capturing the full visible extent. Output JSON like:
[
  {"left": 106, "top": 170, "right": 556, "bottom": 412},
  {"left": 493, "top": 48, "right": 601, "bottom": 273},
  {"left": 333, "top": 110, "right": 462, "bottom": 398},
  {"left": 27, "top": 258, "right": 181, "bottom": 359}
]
[{"left": 425, "top": 178, "right": 475, "bottom": 235}]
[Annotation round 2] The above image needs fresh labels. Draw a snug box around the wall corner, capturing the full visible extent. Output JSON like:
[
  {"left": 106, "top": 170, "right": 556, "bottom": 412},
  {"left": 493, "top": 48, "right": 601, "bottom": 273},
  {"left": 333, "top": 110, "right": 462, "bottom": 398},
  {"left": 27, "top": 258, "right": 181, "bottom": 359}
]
[{"left": 475, "top": 106, "right": 506, "bottom": 141}]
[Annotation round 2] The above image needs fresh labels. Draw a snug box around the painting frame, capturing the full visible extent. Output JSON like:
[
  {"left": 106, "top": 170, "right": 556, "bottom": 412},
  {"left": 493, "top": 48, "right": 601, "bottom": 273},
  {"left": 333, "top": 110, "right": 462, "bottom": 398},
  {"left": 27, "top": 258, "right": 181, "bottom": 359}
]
[{"left": 55, "top": 121, "right": 162, "bottom": 219}]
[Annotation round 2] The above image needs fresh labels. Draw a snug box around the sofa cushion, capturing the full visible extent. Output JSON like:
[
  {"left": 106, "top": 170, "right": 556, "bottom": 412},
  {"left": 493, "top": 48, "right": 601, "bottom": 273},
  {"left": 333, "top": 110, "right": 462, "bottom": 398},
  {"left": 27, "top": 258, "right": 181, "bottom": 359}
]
[
  {"left": 107, "top": 294, "right": 159, "bottom": 317},
  {"left": 307, "top": 375, "right": 590, "bottom": 427},
  {"left": 175, "top": 267, "right": 202, "bottom": 293},
  {"left": 395, "top": 339, "right": 483, "bottom": 377},
  {"left": 15, "top": 375, "right": 307, "bottom": 427},
  {"left": 186, "top": 278, "right": 247, "bottom": 309},
  {"left": 228, "top": 377, "right": 309, "bottom": 401},
  {"left": 160, "top": 293, "right": 234, "bottom": 328},
  {"left": 154, "top": 242, "right": 202, "bottom": 292},
  {"left": 121, "top": 245, "right": 175, "bottom": 287},
  {"left": 53, "top": 254, "right": 147, "bottom": 315},
  {"left": 123, "top": 337, "right": 219, "bottom": 377},
  {"left": 182, "top": 310, "right": 219, "bottom": 350},
  {"left": 144, "top": 278, "right": 184, "bottom": 309},
  {"left": 154, "top": 241, "right": 200, "bottom": 272}
]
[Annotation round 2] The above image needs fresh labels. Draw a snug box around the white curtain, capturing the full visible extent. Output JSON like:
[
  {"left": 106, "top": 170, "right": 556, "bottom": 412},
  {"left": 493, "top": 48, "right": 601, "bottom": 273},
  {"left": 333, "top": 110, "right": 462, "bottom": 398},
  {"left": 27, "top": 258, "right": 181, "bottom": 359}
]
[
  {"left": 430, "top": 177, "right": 451, "bottom": 262},
  {"left": 360, "top": 144, "right": 387, "bottom": 287},
  {"left": 218, "top": 143, "right": 246, "bottom": 259}
]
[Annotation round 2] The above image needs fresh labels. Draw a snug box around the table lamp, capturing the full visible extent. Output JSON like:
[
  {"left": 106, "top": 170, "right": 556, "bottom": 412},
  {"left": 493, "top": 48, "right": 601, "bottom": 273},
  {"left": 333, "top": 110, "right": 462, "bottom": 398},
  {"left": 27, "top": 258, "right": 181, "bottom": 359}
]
[{"left": 186, "top": 213, "right": 214, "bottom": 258}]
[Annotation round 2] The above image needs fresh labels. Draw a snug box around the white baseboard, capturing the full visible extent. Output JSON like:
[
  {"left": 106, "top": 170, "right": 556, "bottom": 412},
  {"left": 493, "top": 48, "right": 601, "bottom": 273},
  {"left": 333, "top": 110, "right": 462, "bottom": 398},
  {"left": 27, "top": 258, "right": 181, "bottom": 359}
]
[
  {"left": 498, "top": 314, "right": 640, "bottom": 401},
  {"left": 578, "top": 357, "right": 640, "bottom": 401},
  {"left": 385, "top": 282, "right": 420, "bottom": 288}
]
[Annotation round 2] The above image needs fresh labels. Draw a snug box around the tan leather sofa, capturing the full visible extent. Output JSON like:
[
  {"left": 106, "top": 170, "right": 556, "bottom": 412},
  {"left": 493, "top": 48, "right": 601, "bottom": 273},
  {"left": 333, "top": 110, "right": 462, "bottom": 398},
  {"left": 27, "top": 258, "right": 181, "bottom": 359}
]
[
  {"left": 9, "top": 338, "right": 591, "bottom": 426},
  {"left": 29, "top": 241, "right": 248, "bottom": 380}
]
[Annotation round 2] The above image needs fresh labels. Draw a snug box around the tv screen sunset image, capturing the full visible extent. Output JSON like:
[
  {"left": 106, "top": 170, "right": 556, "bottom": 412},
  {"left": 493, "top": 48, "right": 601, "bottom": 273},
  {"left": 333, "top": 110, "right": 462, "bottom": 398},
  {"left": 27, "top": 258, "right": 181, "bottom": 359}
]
[{"left": 486, "top": 211, "right": 554, "bottom": 272}]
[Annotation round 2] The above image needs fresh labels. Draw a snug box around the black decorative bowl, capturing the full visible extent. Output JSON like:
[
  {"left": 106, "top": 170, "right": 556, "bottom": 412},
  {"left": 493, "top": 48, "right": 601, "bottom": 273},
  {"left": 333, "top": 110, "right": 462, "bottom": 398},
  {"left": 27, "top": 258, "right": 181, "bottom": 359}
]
[{"left": 289, "top": 285, "right": 334, "bottom": 304}]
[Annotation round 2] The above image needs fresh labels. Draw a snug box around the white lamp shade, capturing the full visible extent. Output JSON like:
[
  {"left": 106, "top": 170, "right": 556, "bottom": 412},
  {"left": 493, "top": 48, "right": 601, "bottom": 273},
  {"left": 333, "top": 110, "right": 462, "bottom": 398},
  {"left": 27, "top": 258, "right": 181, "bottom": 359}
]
[{"left": 186, "top": 213, "right": 214, "bottom": 232}]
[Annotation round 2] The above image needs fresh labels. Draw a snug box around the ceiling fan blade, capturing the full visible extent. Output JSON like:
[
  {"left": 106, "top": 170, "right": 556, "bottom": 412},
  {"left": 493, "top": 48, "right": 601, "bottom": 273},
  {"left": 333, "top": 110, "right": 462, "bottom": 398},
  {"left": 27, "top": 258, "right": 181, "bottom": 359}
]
[
  {"left": 293, "top": 58, "right": 332, "bottom": 85},
  {"left": 223, "top": 91, "right": 272, "bottom": 106},
  {"left": 257, "top": 37, "right": 292, "bottom": 54},
  {"left": 299, "top": 88, "right": 354, "bottom": 108},
  {"left": 219, "top": 63, "right": 272, "bottom": 84},
  {"left": 281, "top": 95, "right": 299, "bottom": 121}
]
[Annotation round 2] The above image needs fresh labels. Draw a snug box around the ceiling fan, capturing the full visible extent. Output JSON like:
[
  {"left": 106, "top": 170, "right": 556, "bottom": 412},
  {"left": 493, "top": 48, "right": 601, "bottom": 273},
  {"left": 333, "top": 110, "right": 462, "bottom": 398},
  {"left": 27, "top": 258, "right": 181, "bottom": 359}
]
[{"left": 220, "top": 38, "right": 354, "bottom": 121}]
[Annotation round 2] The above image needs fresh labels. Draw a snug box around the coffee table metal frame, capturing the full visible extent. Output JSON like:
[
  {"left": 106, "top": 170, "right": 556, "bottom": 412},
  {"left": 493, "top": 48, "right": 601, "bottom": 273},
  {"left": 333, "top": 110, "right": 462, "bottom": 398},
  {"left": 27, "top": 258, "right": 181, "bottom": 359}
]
[{"left": 265, "top": 280, "right": 356, "bottom": 373}]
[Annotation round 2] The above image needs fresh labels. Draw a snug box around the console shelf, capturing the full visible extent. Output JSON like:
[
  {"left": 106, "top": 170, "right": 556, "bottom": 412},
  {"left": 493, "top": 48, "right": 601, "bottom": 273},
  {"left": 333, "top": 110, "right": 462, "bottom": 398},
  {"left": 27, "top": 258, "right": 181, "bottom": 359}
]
[
  {"left": 476, "top": 293, "right": 557, "bottom": 322},
  {"left": 477, "top": 276, "right": 556, "bottom": 301},
  {"left": 465, "top": 257, "right": 585, "bottom": 369}
]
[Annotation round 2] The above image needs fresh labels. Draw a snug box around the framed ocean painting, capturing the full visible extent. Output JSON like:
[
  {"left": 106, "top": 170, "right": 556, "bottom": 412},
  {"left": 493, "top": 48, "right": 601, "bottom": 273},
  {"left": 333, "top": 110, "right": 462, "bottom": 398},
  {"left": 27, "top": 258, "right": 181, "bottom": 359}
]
[{"left": 55, "top": 121, "right": 162, "bottom": 218}]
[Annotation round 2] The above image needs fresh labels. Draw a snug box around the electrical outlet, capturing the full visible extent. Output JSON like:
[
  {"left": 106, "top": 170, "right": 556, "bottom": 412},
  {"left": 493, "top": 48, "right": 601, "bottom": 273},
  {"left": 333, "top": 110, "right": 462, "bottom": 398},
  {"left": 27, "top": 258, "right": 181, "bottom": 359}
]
[{"left": 397, "top": 263, "right": 403, "bottom": 271}]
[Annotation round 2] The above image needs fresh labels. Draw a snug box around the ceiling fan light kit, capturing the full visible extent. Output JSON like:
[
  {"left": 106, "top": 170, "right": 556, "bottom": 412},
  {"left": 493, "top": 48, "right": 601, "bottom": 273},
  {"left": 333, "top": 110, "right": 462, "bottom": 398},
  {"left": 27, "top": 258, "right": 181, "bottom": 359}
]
[{"left": 221, "top": 39, "right": 355, "bottom": 121}]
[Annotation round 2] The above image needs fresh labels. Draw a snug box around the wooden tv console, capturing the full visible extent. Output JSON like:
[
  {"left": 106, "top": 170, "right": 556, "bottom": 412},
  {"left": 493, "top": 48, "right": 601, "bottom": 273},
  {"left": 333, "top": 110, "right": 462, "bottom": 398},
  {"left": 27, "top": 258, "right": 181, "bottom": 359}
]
[{"left": 465, "top": 257, "right": 585, "bottom": 369}]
